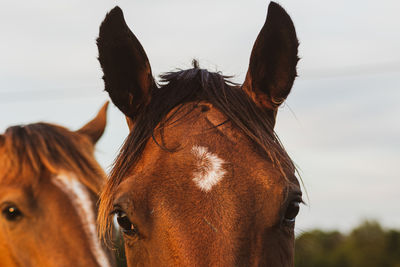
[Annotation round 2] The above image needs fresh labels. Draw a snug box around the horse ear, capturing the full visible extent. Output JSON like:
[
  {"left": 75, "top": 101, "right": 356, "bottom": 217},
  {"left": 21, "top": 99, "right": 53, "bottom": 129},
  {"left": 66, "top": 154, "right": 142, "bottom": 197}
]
[
  {"left": 0, "top": 134, "right": 4, "bottom": 147},
  {"left": 97, "top": 6, "right": 155, "bottom": 119},
  {"left": 242, "top": 2, "right": 299, "bottom": 112},
  {"left": 76, "top": 102, "right": 109, "bottom": 144}
]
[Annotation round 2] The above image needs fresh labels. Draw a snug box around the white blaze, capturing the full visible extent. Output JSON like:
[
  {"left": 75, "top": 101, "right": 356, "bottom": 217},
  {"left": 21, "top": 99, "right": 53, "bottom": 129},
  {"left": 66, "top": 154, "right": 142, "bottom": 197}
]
[
  {"left": 52, "top": 173, "right": 110, "bottom": 267},
  {"left": 191, "top": 145, "right": 226, "bottom": 192}
]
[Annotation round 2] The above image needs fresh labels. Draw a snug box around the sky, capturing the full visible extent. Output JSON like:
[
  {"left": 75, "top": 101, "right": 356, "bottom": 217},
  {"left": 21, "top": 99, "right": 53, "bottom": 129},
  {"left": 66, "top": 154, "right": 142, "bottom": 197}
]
[{"left": 1, "top": 0, "right": 399, "bottom": 233}]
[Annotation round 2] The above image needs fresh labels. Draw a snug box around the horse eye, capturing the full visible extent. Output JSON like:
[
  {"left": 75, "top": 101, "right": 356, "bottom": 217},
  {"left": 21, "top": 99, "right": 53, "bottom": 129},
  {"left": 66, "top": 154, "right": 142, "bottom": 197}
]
[
  {"left": 283, "top": 201, "right": 300, "bottom": 224},
  {"left": 2, "top": 205, "right": 23, "bottom": 222},
  {"left": 116, "top": 211, "right": 138, "bottom": 236}
]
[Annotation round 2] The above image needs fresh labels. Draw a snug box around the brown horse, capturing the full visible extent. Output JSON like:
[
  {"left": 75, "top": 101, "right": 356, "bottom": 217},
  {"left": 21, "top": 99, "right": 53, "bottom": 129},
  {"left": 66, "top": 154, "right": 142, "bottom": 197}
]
[
  {"left": 0, "top": 103, "right": 114, "bottom": 266},
  {"left": 97, "top": 2, "right": 302, "bottom": 266}
]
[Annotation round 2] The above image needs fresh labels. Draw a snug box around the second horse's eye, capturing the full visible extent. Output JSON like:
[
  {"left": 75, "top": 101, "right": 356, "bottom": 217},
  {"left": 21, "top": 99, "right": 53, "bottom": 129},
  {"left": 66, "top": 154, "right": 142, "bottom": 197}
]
[
  {"left": 2, "top": 205, "right": 23, "bottom": 222},
  {"left": 116, "top": 211, "right": 138, "bottom": 236}
]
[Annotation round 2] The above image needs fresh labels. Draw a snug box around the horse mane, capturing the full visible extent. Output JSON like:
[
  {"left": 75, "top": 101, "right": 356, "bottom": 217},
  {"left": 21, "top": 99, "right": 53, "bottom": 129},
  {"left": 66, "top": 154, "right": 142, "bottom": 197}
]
[
  {"left": 99, "top": 60, "right": 296, "bottom": 239},
  {"left": 0, "top": 122, "right": 105, "bottom": 195}
]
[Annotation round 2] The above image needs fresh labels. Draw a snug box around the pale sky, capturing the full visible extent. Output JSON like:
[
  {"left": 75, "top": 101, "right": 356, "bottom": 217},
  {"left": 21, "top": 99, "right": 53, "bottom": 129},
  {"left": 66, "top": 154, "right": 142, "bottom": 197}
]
[{"left": 1, "top": 0, "right": 399, "bottom": 232}]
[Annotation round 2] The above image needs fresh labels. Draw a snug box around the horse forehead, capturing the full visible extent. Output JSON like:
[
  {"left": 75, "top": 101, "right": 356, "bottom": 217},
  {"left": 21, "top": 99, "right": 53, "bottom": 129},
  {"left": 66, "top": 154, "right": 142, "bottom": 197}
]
[
  {"left": 131, "top": 104, "right": 286, "bottom": 188},
  {"left": 118, "top": 103, "right": 289, "bottom": 210},
  {"left": 51, "top": 173, "right": 111, "bottom": 267},
  {"left": 119, "top": 144, "right": 287, "bottom": 234},
  {"left": 126, "top": 141, "right": 285, "bottom": 203}
]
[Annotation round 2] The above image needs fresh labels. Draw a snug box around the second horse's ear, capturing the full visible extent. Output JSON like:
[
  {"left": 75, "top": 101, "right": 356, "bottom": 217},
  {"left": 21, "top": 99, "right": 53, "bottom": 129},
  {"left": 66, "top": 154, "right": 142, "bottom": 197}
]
[
  {"left": 0, "top": 134, "right": 4, "bottom": 147},
  {"left": 76, "top": 102, "right": 109, "bottom": 144},
  {"left": 97, "top": 6, "right": 155, "bottom": 120},
  {"left": 242, "top": 2, "right": 299, "bottom": 115}
]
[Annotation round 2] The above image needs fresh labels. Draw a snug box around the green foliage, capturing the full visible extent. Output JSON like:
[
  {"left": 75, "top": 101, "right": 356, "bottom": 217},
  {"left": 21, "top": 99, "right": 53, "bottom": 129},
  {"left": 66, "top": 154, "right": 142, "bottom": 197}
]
[{"left": 295, "top": 221, "right": 400, "bottom": 267}]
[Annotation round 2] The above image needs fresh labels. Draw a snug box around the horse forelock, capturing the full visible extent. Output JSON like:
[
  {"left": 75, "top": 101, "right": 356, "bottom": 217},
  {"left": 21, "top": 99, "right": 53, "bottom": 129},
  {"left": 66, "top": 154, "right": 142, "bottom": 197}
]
[
  {"left": 98, "top": 62, "right": 297, "bottom": 240},
  {"left": 0, "top": 123, "right": 105, "bottom": 196}
]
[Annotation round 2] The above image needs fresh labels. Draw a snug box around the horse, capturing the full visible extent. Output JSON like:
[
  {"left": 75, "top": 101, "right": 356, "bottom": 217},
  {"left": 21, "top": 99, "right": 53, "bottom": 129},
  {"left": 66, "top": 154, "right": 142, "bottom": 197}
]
[
  {"left": 97, "top": 2, "right": 301, "bottom": 266},
  {"left": 0, "top": 103, "right": 115, "bottom": 267}
]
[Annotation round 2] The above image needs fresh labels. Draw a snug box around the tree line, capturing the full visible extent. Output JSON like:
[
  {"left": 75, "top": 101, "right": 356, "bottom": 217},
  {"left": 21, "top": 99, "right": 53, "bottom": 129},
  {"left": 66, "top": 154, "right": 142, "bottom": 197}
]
[{"left": 295, "top": 221, "right": 400, "bottom": 267}]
